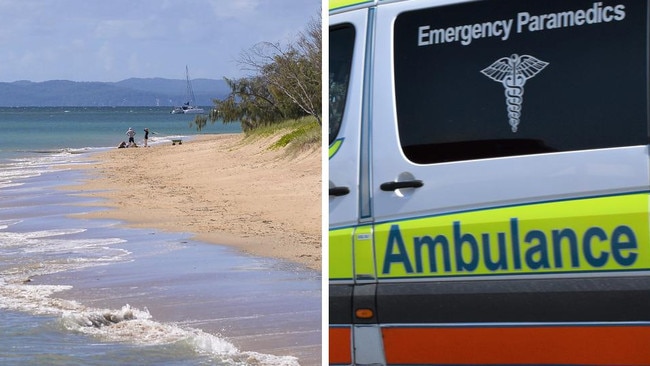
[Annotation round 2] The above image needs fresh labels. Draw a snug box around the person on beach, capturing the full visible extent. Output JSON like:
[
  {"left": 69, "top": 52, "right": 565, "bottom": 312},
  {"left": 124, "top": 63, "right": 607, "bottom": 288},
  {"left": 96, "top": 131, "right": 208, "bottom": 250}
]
[
  {"left": 126, "top": 127, "right": 136, "bottom": 147},
  {"left": 144, "top": 128, "right": 149, "bottom": 147}
]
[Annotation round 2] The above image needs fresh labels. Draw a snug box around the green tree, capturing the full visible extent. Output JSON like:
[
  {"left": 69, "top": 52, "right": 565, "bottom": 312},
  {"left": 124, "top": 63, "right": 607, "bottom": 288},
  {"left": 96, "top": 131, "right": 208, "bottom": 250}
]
[
  {"left": 191, "top": 114, "right": 208, "bottom": 131},
  {"left": 210, "top": 15, "right": 322, "bottom": 130},
  {"left": 210, "top": 75, "right": 289, "bottom": 132}
]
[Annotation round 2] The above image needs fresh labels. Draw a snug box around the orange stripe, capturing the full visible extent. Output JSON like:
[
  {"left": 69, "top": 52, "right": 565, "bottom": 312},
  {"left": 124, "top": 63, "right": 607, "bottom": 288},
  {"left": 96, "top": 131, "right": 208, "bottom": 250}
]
[
  {"left": 329, "top": 326, "right": 352, "bottom": 365},
  {"left": 383, "top": 325, "right": 650, "bottom": 365}
]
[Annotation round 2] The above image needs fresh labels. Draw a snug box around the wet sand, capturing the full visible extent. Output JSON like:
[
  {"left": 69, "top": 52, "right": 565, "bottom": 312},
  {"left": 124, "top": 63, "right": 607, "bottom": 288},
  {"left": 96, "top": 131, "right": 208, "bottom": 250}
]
[
  {"left": 48, "top": 132, "right": 323, "bottom": 364},
  {"left": 42, "top": 225, "right": 322, "bottom": 365},
  {"left": 71, "top": 133, "right": 322, "bottom": 270}
]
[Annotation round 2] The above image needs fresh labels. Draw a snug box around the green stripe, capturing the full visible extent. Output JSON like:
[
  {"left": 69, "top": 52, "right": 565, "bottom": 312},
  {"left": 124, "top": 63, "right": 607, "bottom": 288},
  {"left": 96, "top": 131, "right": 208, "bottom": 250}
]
[
  {"left": 329, "top": 138, "right": 344, "bottom": 159},
  {"left": 329, "top": 0, "right": 372, "bottom": 11},
  {"left": 374, "top": 190, "right": 650, "bottom": 226}
]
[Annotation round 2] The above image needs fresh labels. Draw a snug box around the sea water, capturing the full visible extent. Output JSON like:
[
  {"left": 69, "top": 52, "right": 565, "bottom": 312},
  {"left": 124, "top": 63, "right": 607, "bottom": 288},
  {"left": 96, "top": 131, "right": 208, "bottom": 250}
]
[{"left": 0, "top": 107, "right": 321, "bottom": 365}]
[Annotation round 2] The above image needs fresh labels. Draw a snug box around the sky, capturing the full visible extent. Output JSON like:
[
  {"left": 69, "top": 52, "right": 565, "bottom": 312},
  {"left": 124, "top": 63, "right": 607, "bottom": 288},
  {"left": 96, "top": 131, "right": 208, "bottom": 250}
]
[{"left": 0, "top": 0, "right": 320, "bottom": 82}]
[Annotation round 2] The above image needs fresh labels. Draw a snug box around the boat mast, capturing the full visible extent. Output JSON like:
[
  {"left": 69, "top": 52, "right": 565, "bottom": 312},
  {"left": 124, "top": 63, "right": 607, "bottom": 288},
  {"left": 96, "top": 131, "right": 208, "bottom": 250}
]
[{"left": 185, "top": 65, "right": 197, "bottom": 106}]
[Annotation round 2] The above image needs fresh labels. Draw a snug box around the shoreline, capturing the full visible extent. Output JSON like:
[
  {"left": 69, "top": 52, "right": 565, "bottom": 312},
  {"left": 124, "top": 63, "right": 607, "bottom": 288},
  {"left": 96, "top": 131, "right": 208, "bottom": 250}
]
[{"left": 69, "top": 133, "right": 321, "bottom": 270}]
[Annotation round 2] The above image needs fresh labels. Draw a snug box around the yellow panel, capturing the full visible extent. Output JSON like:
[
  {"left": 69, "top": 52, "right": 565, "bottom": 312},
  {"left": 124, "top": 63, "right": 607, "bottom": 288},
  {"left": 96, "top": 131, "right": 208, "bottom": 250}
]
[
  {"left": 330, "top": 227, "right": 355, "bottom": 280},
  {"left": 375, "top": 193, "right": 650, "bottom": 278},
  {"left": 354, "top": 225, "right": 375, "bottom": 279}
]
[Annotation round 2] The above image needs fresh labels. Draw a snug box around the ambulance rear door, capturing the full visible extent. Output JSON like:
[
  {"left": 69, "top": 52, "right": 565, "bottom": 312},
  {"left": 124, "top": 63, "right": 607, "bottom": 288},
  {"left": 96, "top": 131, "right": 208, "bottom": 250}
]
[{"left": 329, "top": 6, "right": 369, "bottom": 365}]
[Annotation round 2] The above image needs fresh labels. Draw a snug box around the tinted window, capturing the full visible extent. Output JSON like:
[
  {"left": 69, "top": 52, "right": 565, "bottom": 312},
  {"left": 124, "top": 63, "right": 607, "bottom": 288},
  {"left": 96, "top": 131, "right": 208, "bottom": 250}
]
[
  {"left": 330, "top": 24, "right": 356, "bottom": 145},
  {"left": 394, "top": 0, "right": 648, "bottom": 164}
]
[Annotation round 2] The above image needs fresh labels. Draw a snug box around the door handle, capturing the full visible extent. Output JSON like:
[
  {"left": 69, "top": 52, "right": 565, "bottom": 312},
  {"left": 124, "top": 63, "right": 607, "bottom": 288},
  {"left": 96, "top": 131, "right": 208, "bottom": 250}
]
[
  {"left": 380, "top": 180, "right": 423, "bottom": 191},
  {"left": 329, "top": 186, "right": 350, "bottom": 196}
]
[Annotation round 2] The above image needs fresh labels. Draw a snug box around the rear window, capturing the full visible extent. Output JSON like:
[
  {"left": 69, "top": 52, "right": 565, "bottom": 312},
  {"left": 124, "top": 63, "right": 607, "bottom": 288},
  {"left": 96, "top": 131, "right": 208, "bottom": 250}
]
[
  {"left": 330, "top": 24, "right": 356, "bottom": 145},
  {"left": 394, "top": 0, "right": 649, "bottom": 164}
]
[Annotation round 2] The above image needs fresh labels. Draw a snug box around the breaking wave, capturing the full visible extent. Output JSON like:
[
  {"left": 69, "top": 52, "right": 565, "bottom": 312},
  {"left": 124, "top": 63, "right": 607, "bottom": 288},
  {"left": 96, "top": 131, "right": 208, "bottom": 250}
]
[{"left": 0, "top": 283, "right": 298, "bottom": 365}]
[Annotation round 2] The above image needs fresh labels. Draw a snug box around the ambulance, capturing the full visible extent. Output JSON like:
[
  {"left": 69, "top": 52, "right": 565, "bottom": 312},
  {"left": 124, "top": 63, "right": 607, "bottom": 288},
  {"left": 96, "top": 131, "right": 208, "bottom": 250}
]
[{"left": 328, "top": 0, "right": 650, "bottom": 364}]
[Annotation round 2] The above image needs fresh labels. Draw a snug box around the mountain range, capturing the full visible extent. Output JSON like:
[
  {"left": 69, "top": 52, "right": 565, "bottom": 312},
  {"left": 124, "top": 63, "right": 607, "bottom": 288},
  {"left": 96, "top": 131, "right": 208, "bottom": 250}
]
[{"left": 0, "top": 78, "right": 230, "bottom": 107}]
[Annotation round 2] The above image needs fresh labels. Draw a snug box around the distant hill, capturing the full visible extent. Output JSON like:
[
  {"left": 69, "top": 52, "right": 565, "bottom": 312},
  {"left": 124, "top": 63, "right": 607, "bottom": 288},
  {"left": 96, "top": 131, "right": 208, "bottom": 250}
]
[{"left": 0, "top": 78, "right": 230, "bottom": 107}]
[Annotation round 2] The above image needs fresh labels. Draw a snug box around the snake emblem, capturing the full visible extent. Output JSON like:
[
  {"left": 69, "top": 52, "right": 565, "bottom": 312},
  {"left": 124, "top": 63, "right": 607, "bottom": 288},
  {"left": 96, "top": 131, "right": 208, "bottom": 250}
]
[{"left": 481, "top": 54, "right": 548, "bottom": 132}]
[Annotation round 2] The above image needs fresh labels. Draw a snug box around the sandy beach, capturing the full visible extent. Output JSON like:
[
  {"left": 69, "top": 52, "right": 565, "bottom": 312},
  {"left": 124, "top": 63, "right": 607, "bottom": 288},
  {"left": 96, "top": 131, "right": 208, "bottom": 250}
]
[{"left": 72, "top": 133, "right": 322, "bottom": 270}]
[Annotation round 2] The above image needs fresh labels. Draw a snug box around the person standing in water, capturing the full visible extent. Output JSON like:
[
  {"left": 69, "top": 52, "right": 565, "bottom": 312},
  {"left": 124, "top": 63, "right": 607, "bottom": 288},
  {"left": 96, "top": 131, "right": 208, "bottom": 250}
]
[
  {"left": 144, "top": 128, "right": 149, "bottom": 147},
  {"left": 126, "top": 127, "right": 136, "bottom": 147}
]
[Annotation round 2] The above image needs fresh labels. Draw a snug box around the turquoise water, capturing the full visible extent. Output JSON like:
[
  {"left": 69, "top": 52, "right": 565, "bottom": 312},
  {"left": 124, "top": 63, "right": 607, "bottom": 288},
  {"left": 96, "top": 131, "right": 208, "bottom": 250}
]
[
  {"left": 0, "top": 106, "right": 241, "bottom": 158},
  {"left": 0, "top": 107, "right": 321, "bottom": 365}
]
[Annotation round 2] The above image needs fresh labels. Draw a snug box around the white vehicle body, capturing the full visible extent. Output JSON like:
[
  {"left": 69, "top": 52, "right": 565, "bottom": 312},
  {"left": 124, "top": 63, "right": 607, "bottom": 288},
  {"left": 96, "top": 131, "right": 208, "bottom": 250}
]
[{"left": 329, "top": 0, "right": 650, "bottom": 364}]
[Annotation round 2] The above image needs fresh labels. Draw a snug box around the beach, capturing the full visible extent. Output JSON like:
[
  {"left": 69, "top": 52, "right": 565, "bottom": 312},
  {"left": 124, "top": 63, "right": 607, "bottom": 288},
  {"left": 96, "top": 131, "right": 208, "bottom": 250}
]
[
  {"left": 73, "top": 133, "right": 322, "bottom": 270},
  {"left": 0, "top": 108, "right": 320, "bottom": 365}
]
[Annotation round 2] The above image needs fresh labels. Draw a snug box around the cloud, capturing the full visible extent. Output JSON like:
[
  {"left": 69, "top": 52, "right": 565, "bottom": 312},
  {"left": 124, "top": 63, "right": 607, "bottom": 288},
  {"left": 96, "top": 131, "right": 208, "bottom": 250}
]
[
  {"left": 0, "top": 0, "right": 320, "bottom": 82},
  {"left": 96, "top": 43, "right": 116, "bottom": 73},
  {"left": 210, "top": 0, "right": 260, "bottom": 19}
]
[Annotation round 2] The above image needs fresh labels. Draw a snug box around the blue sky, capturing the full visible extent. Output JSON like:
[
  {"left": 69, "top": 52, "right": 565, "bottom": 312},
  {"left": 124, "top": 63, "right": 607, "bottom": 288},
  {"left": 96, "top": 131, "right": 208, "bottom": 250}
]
[{"left": 0, "top": 0, "right": 320, "bottom": 82}]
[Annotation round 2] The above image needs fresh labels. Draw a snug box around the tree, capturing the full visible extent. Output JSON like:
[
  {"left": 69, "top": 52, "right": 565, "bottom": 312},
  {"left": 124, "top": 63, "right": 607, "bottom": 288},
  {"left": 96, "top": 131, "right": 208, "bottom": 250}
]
[
  {"left": 210, "top": 75, "right": 290, "bottom": 131},
  {"left": 191, "top": 114, "right": 208, "bottom": 131},
  {"left": 259, "top": 16, "right": 322, "bottom": 126},
  {"left": 210, "top": 15, "right": 322, "bottom": 129}
]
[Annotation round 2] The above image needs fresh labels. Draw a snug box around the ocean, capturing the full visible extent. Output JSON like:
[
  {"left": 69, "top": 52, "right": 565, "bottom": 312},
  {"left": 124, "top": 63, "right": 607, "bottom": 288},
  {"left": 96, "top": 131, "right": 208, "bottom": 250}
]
[{"left": 0, "top": 107, "right": 321, "bottom": 365}]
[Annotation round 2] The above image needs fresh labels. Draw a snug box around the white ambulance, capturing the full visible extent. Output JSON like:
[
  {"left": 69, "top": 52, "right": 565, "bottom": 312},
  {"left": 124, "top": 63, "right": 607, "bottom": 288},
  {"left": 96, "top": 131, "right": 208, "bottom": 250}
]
[{"left": 329, "top": 0, "right": 650, "bottom": 364}]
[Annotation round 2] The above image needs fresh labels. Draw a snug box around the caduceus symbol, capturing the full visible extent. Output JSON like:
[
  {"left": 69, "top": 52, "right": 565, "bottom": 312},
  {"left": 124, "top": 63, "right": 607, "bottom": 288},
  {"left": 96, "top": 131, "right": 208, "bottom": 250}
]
[{"left": 481, "top": 54, "right": 549, "bottom": 132}]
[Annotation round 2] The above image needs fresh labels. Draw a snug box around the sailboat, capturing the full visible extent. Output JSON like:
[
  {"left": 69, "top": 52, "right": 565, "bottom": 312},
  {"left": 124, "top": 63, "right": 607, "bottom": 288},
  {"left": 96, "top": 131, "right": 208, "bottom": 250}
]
[{"left": 171, "top": 66, "right": 205, "bottom": 114}]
